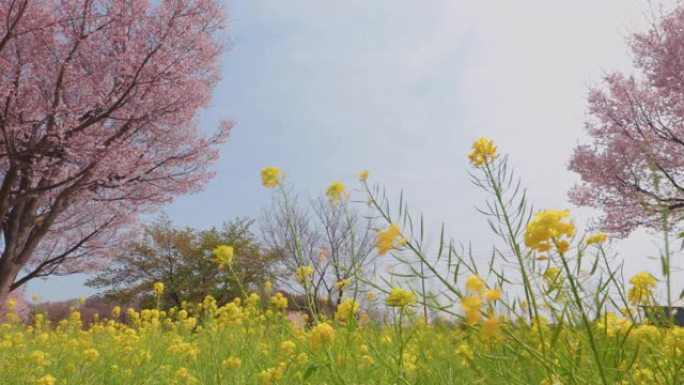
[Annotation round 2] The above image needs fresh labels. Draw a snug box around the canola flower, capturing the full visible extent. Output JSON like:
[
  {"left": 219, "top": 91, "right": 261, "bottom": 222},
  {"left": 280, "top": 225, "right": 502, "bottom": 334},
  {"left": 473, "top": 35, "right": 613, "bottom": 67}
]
[
  {"left": 376, "top": 223, "right": 407, "bottom": 255},
  {"left": 212, "top": 245, "right": 234, "bottom": 269},
  {"left": 1, "top": 136, "right": 682, "bottom": 385},
  {"left": 586, "top": 232, "right": 608, "bottom": 245},
  {"left": 222, "top": 356, "right": 242, "bottom": 369},
  {"left": 270, "top": 292, "right": 288, "bottom": 309},
  {"left": 335, "top": 277, "right": 351, "bottom": 291},
  {"left": 334, "top": 298, "right": 359, "bottom": 323},
  {"left": 295, "top": 265, "right": 314, "bottom": 284},
  {"left": 468, "top": 137, "right": 497, "bottom": 167},
  {"left": 481, "top": 315, "right": 501, "bottom": 338},
  {"left": 36, "top": 375, "right": 56, "bottom": 385},
  {"left": 358, "top": 170, "right": 369, "bottom": 182},
  {"left": 524, "top": 209, "right": 575, "bottom": 253},
  {"left": 461, "top": 295, "right": 483, "bottom": 324},
  {"left": 261, "top": 166, "right": 281, "bottom": 188},
  {"left": 326, "top": 181, "right": 346, "bottom": 205},
  {"left": 0, "top": 288, "right": 681, "bottom": 385},
  {"left": 484, "top": 288, "right": 501, "bottom": 302},
  {"left": 153, "top": 282, "right": 165, "bottom": 296},
  {"left": 386, "top": 287, "right": 417, "bottom": 307},
  {"left": 310, "top": 323, "right": 335, "bottom": 350},
  {"left": 628, "top": 271, "right": 657, "bottom": 305},
  {"left": 465, "top": 275, "right": 486, "bottom": 294},
  {"left": 279, "top": 340, "right": 296, "bottom": 358}
]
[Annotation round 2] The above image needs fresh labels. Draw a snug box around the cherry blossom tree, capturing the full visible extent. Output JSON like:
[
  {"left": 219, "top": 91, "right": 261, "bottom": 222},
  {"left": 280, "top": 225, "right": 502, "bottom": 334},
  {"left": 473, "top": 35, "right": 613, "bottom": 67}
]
[
  {"left": 569, "top": 5, "right": 684, "bottom": 236},
  {"left": 0, "top": 0, "right": 231, "bottom": 305}
]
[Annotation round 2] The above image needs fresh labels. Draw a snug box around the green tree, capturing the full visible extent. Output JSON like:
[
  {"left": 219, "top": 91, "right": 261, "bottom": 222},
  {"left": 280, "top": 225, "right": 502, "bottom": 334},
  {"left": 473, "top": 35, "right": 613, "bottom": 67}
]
[{"left": 86, "top": 216, "right": 277, "bottom": 308}]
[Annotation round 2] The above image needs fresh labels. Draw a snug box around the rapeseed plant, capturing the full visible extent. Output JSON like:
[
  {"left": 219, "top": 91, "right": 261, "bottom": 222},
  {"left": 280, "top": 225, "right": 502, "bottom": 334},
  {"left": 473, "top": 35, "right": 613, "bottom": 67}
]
[{"left": 2, "top": 138, "right": 683, "bottom": 385}]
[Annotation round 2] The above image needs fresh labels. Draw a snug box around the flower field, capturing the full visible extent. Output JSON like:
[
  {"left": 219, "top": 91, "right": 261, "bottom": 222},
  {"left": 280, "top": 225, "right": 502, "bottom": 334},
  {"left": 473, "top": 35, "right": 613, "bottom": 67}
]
[
  {"left": 1, "top": 290, "right": 683, "bottom": 385},
  {"left": 2, "top": 139, "right": 683, "bottom": 385}
]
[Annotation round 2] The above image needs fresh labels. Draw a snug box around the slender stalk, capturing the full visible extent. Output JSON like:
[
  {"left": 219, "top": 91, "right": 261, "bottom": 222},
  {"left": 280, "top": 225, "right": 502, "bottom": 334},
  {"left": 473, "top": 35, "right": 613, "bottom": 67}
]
[{"left": 557, "top": 246, "right": 609, "bottom": 385}]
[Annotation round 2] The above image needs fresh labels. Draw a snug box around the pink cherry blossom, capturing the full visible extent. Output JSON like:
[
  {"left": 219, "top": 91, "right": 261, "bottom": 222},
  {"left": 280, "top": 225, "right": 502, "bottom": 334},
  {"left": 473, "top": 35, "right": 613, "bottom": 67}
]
[
  {"left": 0, "top": 0, "right": 231, "bottom": 305},
  {"left": 570, "top": 5, "right": 684, "bottom": 236}
]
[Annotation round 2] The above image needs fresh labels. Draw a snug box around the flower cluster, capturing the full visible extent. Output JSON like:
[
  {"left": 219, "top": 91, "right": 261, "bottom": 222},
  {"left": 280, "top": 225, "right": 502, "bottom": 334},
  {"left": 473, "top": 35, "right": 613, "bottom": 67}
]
[
  {"left": 153, "top": 282, "right": 165, "bottom": 296},
  {"left": 386, "top": 287, "right": 417, "bottom": 308},
  {"left": 334, "top": 298, "right": 360, "bottom": 323},
  {"left": 468, "top": 138, "right": 497, "bottom": 167},
  {"left": 335, "top": 277, "right": 351, "bottom": 291},
  {"left": 212, "top": 245, "right": 234, "bottom": 268},
  {"left": 524, "top": 209, "right": 575, "bottom": 253},
  {"left": 628, "top": 271, "right": 657, "bottom": 305},
  {"left": 375, "top": 223, "right": 407, "bottom": 255},
  {"left": 295, "top": 265, "right": 314, "bottom": 285},
  {"left": 460, "top": 275, "right": 501, "bottom": 337},
  {"left": 261, "top": 166, "right": 281, "bottom": 188},
  {"left": 270, "top": 292, "right": 288, "bottom": 309},
  {"left": 586, "top": 232, "right": 608, "bottom": 245},
  {"left": 326, "top": 181, "right": 346, "bottom": 205},
  {"left": 310, "top": 323, "right": 335, "bottom": 350}
]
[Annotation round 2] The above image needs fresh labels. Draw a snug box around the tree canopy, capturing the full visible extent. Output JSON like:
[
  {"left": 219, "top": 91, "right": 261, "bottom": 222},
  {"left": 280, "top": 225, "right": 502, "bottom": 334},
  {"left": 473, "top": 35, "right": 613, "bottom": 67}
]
[
  {"left": 569, "top": 6, "right": 684, "bottom": 236},
  {"left": 86, "top": 216, "right": 277, "bottom": 308},
  {"left": 0, "top": 0, "right": 230, "bottom": 305}
]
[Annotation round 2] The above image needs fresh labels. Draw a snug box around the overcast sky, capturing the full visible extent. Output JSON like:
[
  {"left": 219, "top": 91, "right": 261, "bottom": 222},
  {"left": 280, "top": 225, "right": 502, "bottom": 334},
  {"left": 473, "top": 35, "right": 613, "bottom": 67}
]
[{"left": 28, "top": 0, "right": 683, "bottom": 302}]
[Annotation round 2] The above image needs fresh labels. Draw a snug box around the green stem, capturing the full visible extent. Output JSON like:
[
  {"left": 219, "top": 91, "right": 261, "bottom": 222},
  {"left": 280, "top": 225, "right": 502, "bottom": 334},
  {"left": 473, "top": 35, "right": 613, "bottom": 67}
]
[{"left": 557, "top": 246, "right": 609, "bottom": 385}]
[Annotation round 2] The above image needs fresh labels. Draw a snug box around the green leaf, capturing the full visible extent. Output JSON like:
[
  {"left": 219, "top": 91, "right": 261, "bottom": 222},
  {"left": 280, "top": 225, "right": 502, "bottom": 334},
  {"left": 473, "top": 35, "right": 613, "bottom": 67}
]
[{"left": 303, "top": 364, "right": 321, "bottom": 380}]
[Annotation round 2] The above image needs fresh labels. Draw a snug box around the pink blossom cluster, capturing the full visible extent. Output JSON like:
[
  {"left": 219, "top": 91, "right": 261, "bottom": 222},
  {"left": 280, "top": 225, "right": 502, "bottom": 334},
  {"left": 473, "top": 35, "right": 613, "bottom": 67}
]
[
  {"left": 0, "top": 0, "right": 231, "bottom": 302},
  {"left": 569, "top": 5, "right": 684, "bottom": 236}
]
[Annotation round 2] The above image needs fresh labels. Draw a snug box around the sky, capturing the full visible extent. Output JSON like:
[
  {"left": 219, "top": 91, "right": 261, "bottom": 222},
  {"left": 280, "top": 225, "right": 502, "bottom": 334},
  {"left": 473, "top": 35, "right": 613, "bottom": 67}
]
[{"left": 27, "top": 0, "right": 684, "bottom": 302}]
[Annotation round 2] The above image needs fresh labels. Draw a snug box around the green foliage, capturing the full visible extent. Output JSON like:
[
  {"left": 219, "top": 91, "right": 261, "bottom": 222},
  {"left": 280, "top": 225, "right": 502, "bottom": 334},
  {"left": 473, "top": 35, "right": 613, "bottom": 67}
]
[{"left": 86, "top": 216, "right": 278, "bottom": 308}]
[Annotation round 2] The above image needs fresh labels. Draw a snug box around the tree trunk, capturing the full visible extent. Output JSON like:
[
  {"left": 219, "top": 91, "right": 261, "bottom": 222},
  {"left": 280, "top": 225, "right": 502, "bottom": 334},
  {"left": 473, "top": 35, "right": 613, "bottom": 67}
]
[{"left": 0, "top": 258, "right": 19, "bottom": 313}]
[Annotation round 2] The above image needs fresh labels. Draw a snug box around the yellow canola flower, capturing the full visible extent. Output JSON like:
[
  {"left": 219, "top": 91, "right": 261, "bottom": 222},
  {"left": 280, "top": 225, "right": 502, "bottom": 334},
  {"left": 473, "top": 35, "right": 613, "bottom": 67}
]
[
  {"left": 36, "top": 375, "right": 56, "bottom": 385},
  {"left": 524, "top": 209, "right": 575, "bottom": 253},
  {"left": 334, "top": 298, "right": 360, "bottom": 322},
  {"left": 358, "top": 170, "right": 369, "bottom": 182},
  {"left": 83, "top": 348, "right": 100, "bottom": 361},
  {"left": 326, "top": 181, "right": 346, "bottom": 205},
  {"left": 261, "top": 166, "right": 281, "bottom": 188},
  {"left": 172, "top": 368, "right": 198, "bottom": 385},
  {"left": 212, "top": 245, "right": 234, "bottom": 269},
  {"left": 461, "top": 296, "right": 483, "bottom": 324},
  {"left": 280, "top": 340, "right": 297, "bottom": 358},
  {"left": 455, "top": 342, "right": 474, "bottom": 361},
  {"left": 386, "top": 288, "right": 417, "bottom": 308},
  {"left": 310, "top": 323, "right": 335, "bottom": 350},
  {"left": 222, "top": 356, "right": 242, "bottom": 369},
  {"left": 335, "top": 277, "right": 351, "bottom": 291},
  {"left": 586, "top": 232, "right": 608, "bottom": 245},
  {"left": 468, "top": 137, "right": 497, "bottom": 167},
  {"left": 376, "top": 223, "right": 407, "bottom": 255},
  {"left": 484, "top": 288, "right": 501, "bottom": 302},
  {"left": 153, "top": 282, "right": 165, "bottom": 296},
  {"left": 270, "top": 292, "right": 288, "bottom": 309},
  {"left": 295, "top": 266, "right": 314, "bottom": 284},
  {"left": 481, "top": 315, "right": 500, "bottom": 338},
  {"left": 628, "top": 271, "right": 657, "bottom": 306},
  {"left": 465, "top": 275, "right": 486, "bottom": 294}
]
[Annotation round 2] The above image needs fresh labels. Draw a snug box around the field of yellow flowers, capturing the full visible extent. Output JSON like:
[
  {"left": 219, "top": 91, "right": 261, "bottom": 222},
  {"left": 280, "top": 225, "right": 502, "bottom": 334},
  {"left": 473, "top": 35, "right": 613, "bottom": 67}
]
[{"left": 2, "top": 139, "right": 684, "bottom": 385}]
